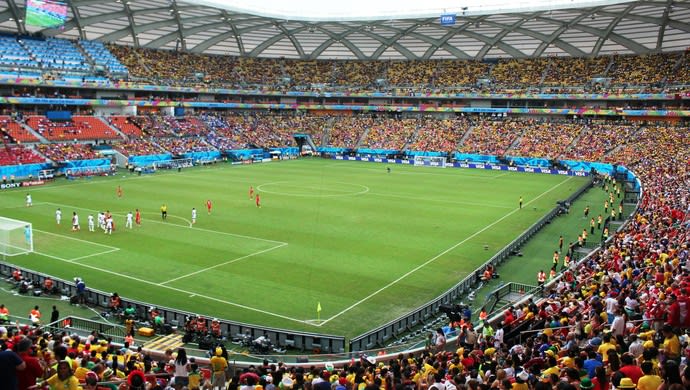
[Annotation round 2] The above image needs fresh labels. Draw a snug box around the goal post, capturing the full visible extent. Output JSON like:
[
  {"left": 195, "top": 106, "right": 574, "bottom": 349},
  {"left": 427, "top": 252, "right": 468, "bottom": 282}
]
[
  {"left": 413, "top": 155, "right": 447, "bottom": 168},
  {"left": 0, "top": 217, "right": 33, "bottom": 257}
]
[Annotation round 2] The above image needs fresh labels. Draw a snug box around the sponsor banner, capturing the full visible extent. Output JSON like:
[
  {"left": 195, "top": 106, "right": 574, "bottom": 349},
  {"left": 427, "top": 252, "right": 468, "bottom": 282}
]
[
  {"left": 21, "top": 180, "right": 46, "bottom": 187},
  {"left": 0, "top": 182, "right": 22, "bottom": 190},
  {"left": 332, "top": 155, "right": 589, "bottom": 176}
]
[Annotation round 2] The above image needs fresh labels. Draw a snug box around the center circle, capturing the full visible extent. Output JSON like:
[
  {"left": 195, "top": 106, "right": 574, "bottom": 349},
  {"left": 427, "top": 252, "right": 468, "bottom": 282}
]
[{"left": 256, "top": 181, "right": 369, "bottom": 197}]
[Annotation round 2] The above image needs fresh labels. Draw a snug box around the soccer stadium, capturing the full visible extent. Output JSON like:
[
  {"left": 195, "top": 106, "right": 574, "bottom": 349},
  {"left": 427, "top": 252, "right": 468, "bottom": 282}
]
[{"left": 0, "top": 0, "right": 688, "bottom": 388}]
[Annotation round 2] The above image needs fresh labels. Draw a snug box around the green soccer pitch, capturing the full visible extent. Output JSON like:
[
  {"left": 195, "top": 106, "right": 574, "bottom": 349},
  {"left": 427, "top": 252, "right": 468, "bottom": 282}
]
[{"left": 0, "top": 159, "right": 589, "bottom": 337}]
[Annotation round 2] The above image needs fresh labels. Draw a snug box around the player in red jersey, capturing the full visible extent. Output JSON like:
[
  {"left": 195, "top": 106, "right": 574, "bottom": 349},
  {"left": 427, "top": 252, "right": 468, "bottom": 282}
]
[
  {"left": 249, "top": 186, "right": 254, "bottom": 199},
  {"left": 135, "top": 209, "right": 141, "bottom": 226},
  {"left": 206, "top": 199, "right": 212, "bottom": 215},
  {"left": 255, "top": 193, "right": 261, "bottom": 208}
]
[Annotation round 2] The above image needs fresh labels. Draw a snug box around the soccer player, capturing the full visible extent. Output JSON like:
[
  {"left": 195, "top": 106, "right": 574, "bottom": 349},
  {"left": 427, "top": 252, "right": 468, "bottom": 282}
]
[
  {"left": 105, "top": 216, "right": 113, "bottom": 235},
  {"left": 191, "top": 208, "right": 197, "bottom": 224},
  {"left": 25, "top": 193, "right": 32, "bottom": 207},
  {"left": 135, "top": 209, "right": 141, "bottom": 226},
  {"left": 249, "top": 186, "right": 254, "bottom": 199},
  {"left": 161, "top": 204, "right": 167, "bottom": 220},
  {"left": 206, "top": 199, "right": 212, "bottom": 215},
  {"left": 255, "top": 193, "right": 261, "bottom": 208},
  {"left": 55, "top": 208, "right": 62, "bottom": 225},
  {"left": 125, "top": 211, "right": 133, "bottom": 229},
  {"left": 584, "top": 205, "right": 590, "bottom": 218},
  {"left": 24, "top": 225, "right": 31, "bottom": 245},
  {"left": 387, "top": 167, "right": 391, "bottom": 174},
  {"left": 98, "top": 212, "right": 106, "bottom": 231},
  {"left": 519, "top": 196, "right": 523, "bottom": 209},
  {"left": 71, "top": 212, "right": 80, "bottom": 231},
  {"left": 88, "top": 214, "right": 95, "bottom": 232},
  {"left": 116, "top": 185, "right": 123, "bottom": 198},
  {"left": 558, "top": 235, "right": 564, "bottom": 252}
]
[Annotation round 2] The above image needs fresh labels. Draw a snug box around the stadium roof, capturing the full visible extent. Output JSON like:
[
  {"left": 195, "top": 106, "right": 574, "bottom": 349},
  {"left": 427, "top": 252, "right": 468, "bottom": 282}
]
[{"left": 0, "top": 0, "right": 688, "bottom": 60}]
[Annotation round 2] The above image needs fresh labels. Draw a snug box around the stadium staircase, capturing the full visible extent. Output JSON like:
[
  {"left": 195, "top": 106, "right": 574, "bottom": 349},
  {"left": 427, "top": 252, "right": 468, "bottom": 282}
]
[
  {"left": 561, "top": 125, "right": 588, "bottom": 157},
  {"left": 320, "top": 117, "right": 336, "bottom": 146},
  {"left": 144, "top": 333, "right": 185, "bottom": 352},
  {"left": 354, "top": 127, "right": 371, "bottom": 149},
  {"left": 603, "top": 57, "right": 616, "bottom": 76},
  {"left": 456, "top": 124, "right": 476, "bottom": 148},
  {"left": 505, "top": 124, "right": 529, "bottom": 154},
  {"left": 482, "top": 282, "right": 539, "bottom": 315}
]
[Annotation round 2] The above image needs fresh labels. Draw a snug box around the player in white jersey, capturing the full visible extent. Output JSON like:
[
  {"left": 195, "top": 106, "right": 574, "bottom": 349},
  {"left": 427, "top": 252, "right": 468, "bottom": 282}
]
[
  {"left": 26, "top": 193, "right": 32, "bottom": 207},
  {"left": 125, "top": 211, "right": 133, "bottom": 229},
  {"left": 191, "top": 208, "right": 197, "bottom": 224},
  {"left": 55, "top": 208, "right": 62, "bottom": 225},
  {"left": 105, "top": 216, "right": 113, "bottom": 235},
  {"left": 98, "top": 212, "right": 105, "bottom": 231},
  {"left": 88, "top": 214, "right": 95, "bottom": 232},
  {"left": 71, "top": 212, "right": 80, "bottom": 231}
]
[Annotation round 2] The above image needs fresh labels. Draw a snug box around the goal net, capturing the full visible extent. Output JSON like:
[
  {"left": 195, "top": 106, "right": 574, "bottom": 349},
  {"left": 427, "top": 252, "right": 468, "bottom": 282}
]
[
  {"left": 413, "top": 155, "right": 447, "bottom": 168},
  {"left": 0, "top": 217, "right": 33, "bottom": 256}
]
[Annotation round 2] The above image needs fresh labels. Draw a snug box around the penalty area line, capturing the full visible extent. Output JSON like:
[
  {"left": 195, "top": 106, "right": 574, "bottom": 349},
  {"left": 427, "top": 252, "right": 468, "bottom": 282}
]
[
  {"left": 34, "top": 229, "right": 120, "bottom": 251},
  {"left": 31, "top": 247, "right": 307, "bottom": 325},
  {"left": 159, "top": 242, "right": 288, "bottom": 285},
  {"left": 316, "top": 176, "right": 576, "bottom": 326}
]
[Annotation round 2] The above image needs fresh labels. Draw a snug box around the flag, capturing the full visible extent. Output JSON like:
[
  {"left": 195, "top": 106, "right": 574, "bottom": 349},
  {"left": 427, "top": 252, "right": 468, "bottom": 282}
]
[{"left": 317, "top": 302, "right": 322, "bottom": 313}]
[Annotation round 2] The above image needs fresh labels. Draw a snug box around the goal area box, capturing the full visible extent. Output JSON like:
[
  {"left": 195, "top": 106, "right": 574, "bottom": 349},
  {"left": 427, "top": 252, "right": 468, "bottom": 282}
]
[{"left": 0, "top": 217, "right": 33, "bottom": 256}]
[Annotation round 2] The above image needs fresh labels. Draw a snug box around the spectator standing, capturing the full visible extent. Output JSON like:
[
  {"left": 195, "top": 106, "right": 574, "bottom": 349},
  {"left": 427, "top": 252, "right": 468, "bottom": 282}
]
[{"left": 0, "top": 346, "right": 26, "bottom": 389}]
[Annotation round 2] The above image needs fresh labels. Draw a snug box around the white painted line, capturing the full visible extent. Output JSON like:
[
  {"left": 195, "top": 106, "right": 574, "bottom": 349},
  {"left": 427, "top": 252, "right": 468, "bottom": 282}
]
[
  {"left": 31, "top": 250, "right": 308, "bottom": 325},
  {"left": 35, "top": 247, "right": 120, "bottom": 263},
  {"left": 35, "top": 229, "right": 120, "bottom": 251},
  {"left": 317, "top": 176, "right": 576, "bottom": 326},
  {"left": 42, "top": 202, "right": 286, "bottom": 245},
  {"left": 160, "top": 242, "right": 287, "bottom": 285}
]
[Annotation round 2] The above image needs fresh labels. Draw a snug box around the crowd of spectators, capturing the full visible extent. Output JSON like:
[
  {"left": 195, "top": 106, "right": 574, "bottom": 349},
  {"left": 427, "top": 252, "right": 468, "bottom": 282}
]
[
  {"left": 26, "top": 116, "right": 119, "bottom": 141},
  {"left": 105, "top": 44, "right": 690, "bottom": 91},
  {"left": 458, "top": 118, "right": 525, "bottom": 156},
  {"left": 0, "top": 145, "right": 45, "bottom": 166},
  {"left": 156, "top": 138, "right": 214, "bottom": 155},
  {"left": 561, "top": 122, "right": 640, "bottom": 162},
  {"left": 326, "top": 116, "right": 371, "bottom": 148},
  {"left": 112, "top": 140, "right": 166, "bottom": 157},
  {"left": 542, "top": 57, "right": 610, "bottom": 87},
  {"left": 35, "top": 143, "right": 100, "bottom": 162},
  {"left": 406, "top": 117, "right": 471, "bottom": 153},
  {"left": 511, "top": 121, "right": 584, "bottom": 159},
  {"left": 608, "top": 53, "right": 681, "bottom": 86},
  {"left": 358, "top": 117, "right": 418, "bottom": 150}
]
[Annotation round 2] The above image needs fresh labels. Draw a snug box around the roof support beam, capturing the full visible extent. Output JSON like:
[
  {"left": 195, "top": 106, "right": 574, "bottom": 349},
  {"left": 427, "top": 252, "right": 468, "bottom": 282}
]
[
  {"left": 592, "top": 4, "right": 637, "bottom": 56},
  {"left": 68, "top": 2, "right": 87, "bottom": 40},
  {"left": 5, "top": 0, "right": 26, "bottom": 35}
]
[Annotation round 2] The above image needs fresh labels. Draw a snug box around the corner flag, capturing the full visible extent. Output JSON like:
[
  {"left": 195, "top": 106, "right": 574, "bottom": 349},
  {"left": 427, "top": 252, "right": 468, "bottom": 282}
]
[{"left": 317, "top": 302, "right": 322, "bottom": 322}]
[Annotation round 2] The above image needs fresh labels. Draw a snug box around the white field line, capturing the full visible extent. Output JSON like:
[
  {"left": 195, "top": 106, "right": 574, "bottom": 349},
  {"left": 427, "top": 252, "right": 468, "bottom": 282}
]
[
  {"left": 32, "top": 248, "right": 307, "bottom": 324},
  {"left": 35, "top": 247, "right": 120, "bottom": 263},
  {"left": 316, "top": 176, "right": 576, "bottom": 326},
  {"left": 160, "top": 242, "right": 287, "bottom": 285},
  {"left": 41, "top": 202, "right": 286, "bottom": 245},
  {"left": 35, "top": 229, "right": 120, "bottom": 251}
]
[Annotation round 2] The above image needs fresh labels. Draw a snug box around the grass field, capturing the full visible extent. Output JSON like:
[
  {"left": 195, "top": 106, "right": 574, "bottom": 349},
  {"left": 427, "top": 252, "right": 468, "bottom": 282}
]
[{"left": 0, "top": 159, "right": 590, "bottom": 337}]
